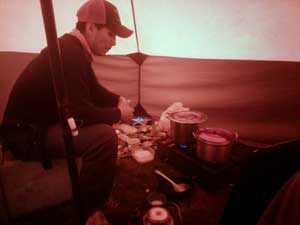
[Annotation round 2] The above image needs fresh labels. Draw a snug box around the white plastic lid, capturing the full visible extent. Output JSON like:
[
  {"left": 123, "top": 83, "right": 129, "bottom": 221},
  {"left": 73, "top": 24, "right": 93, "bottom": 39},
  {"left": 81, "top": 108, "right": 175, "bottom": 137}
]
[{"left": 132, "top": 149, "right": 154, "bottom": 163}]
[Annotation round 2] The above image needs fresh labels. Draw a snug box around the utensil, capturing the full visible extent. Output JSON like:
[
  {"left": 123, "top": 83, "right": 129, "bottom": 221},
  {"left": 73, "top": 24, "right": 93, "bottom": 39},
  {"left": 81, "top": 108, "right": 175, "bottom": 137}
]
[
  {"left": 143, "top": 206, "right": 175, "bottom": 225},
  {"left": 193, "top": 127, "right": 238, "bottom": 163},
  {"left": 168, "top": 111, "right": 207, "bottom": 145},
  {"left": 153, "top": 168, "right": 190, "bottom": 193},
  {"left": 145, "top": 192, "right": 183, "bottom": 225}
]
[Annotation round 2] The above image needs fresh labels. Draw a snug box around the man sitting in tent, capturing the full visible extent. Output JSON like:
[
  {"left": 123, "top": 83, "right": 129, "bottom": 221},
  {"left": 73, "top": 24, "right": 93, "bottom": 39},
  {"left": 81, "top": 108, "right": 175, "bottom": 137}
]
[{"left": 1, "top": 0, "right": 134, "bottom": 224}]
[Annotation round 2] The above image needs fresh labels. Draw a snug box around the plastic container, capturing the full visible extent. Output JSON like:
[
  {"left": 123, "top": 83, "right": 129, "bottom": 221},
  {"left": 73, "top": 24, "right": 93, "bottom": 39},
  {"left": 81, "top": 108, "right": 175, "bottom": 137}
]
[{"left": 132, "top": 148, "right": 155, "bottom": 164}]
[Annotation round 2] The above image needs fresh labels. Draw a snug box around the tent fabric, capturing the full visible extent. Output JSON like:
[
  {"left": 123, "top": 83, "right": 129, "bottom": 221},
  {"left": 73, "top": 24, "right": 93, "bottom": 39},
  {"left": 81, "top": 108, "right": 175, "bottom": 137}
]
[
  {"left": 140, "top": 56, "right": 300, "bottom": 145},
  {"left": 93, "top": 55, "right": 139, "bottom": 107},
  {"left": 1, "top": 0, "right": 300, "bottom": 61},
  {"left": 0, "top": 52, "right": 37, "bottom": 124},
  {"left": 1, "top": 51, "right": 300, "bottom": 146}
]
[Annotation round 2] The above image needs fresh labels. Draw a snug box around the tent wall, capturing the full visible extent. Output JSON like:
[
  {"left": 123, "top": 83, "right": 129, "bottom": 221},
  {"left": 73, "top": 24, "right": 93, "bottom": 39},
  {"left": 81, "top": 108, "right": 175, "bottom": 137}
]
[
  {"left": 92, "top": 55, "right": 139, "bottom": 107},
  {"left": 0, "top": 52, "right": 37, "bottom": 124},
  {"left": 1, "top": 0, "right": 300, "bottom": 61},
  {"left": 140, "top": 56, "right": 300, "bottom": 145},
  {"left": 1, "top": 51, "right": 300, "bottom": 146}
]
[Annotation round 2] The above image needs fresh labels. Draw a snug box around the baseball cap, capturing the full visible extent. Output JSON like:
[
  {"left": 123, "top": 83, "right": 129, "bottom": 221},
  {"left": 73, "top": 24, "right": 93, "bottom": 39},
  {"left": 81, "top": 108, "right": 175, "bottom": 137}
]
[{"left": 76, "top": 0, "right": 133, "bottom": 38}]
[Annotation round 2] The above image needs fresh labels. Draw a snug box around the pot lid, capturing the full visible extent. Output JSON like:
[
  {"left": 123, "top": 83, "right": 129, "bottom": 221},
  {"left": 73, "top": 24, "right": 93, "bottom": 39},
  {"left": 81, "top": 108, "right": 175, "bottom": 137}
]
[
  {"left": 169, "top": 111, "right": 207, "bottom": 124},
  {"left": 195, "top": 127, "right": 238, "bottom": 145}
]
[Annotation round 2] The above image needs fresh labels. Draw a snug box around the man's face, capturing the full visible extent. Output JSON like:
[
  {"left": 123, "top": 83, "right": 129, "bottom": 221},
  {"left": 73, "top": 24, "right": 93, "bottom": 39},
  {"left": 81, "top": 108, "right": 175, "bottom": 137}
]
[{"left": 86, "top": 24, "right": 116, "bottom": 56}]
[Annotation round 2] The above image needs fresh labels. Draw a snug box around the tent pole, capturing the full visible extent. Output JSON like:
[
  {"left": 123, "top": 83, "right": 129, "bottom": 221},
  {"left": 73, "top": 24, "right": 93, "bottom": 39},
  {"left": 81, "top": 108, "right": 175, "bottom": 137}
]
[
  {"left": 130, "top": 0, "right": 140, "bottom": 53},
  {"left": 129, "top": 0, "right": 152, "bottom": 118},
  {"left": 39, "top": 1, "right": 84, "bottom": 224},
  {"left": 127, "top": 52, "right": 151, "bottom": 118}
]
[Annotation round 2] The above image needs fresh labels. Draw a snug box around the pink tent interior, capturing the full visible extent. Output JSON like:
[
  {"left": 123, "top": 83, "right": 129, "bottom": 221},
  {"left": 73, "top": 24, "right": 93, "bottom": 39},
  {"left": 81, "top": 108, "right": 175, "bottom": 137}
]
[{"left": 0, "top": 0, "right": 300, "bottom": 222}]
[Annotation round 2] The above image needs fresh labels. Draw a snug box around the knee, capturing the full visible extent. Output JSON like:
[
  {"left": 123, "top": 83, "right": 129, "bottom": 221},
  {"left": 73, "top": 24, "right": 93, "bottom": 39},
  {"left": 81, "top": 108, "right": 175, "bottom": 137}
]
[
  {"left": 83, "top": 124, "right": 118, "bottom": 159},
  {"left": 95, "top": 124, "right": 118, "bottom": 153},
  {"left": 98, "top": 124, "right": 118, "bottom": 158},
  {"left": 102, "top": 124, "right": 118, "bottom": 144}
]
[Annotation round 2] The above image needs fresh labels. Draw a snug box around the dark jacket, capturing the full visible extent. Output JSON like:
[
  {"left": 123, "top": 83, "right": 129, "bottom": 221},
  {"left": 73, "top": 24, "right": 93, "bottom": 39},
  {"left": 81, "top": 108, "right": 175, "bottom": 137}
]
[{"left": 3, "top": 34, "right": 121, "bottom": 127}]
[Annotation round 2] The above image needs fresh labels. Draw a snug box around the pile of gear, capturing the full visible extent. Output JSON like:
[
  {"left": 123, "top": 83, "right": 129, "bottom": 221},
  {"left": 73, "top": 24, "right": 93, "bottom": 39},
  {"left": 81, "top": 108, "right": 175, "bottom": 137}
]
[
  {"left": 113, "top": 119, "right": 169, "bottom": 163},
  {"left": 113, "top": 102, "right": 192, "bottom": 163}
]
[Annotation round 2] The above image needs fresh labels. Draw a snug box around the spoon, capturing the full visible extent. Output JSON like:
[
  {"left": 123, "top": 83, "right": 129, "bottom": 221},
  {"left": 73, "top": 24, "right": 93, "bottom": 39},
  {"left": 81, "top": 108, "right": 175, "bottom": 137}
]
[{"left": 153, "top": 168, "right": 190, "bottom": 193}]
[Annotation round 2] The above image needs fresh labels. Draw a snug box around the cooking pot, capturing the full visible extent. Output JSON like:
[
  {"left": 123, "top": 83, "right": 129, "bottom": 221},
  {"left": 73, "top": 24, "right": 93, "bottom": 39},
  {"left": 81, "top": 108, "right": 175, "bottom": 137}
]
[
  {"left": 193, "top": 127, "right": 238, "bottom": 163},
  {"left": 168, "top": 111, "right": 207, "bottom": 145}
]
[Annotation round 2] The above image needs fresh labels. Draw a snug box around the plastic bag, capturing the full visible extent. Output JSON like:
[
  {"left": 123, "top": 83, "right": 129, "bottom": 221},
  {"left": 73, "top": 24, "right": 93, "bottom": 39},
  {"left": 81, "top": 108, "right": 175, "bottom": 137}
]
[{"left": 157, "top": 102, "right": 190, "bottom": 134}]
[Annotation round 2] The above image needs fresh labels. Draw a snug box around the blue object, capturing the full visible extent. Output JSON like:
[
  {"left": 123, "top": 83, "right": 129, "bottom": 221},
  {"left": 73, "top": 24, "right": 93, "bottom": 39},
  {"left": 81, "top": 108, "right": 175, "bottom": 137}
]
[
  {"left": 179, "top": 144, "right": 189, "bottom": 149},
  {"left": 132, "top": 117, "right": 145, "bottom": 123}
]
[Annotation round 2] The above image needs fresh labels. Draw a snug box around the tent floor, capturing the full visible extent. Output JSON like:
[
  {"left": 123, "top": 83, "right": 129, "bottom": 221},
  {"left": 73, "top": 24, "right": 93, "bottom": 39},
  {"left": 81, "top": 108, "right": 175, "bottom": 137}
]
[{"left": 9, "top": 143, "right": 256, "bottom": 225}]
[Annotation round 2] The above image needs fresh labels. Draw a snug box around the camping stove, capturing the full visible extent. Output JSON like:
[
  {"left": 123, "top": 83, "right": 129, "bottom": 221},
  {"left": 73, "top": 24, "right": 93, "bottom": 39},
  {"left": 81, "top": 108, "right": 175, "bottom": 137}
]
[{"left": 157, "top": 141, "right": 255, "bottom": 191}]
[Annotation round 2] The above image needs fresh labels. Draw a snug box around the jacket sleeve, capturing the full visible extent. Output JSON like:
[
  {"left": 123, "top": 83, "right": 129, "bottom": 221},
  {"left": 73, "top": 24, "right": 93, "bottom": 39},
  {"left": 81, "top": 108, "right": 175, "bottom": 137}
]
[
  {"left": 89, "top": 70, "right": 120, "bottom": 108},
  {"left": 59, "top": 36, "right": 121, "bottom": 125}
]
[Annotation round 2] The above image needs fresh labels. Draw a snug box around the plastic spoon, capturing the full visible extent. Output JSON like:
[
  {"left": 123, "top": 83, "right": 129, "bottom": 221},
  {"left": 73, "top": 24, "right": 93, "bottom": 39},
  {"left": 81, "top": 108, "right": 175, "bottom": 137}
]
[{"left": 153, "top": 168, "right": 190, "bottom": 193}]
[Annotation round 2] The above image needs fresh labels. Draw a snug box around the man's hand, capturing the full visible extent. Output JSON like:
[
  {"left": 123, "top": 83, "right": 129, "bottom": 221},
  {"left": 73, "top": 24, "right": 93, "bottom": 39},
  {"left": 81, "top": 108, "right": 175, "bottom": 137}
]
[{"left": 118, "top": 96, "right": 134, "bottom": 123}]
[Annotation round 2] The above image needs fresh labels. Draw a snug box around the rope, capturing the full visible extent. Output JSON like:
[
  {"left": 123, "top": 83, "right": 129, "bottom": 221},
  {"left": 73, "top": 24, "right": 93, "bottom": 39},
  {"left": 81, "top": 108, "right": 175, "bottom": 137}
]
[{"left": 130, "top": 0, "right": 140, "bottom": 52}]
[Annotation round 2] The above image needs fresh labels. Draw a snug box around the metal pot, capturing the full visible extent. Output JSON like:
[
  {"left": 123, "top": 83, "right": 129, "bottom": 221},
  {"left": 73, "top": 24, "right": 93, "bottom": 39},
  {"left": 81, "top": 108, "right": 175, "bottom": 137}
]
[
  {"left": 193, "top": 127, "right": 238, "bottom": 163},
  {"left": 168, "top": 111, "right": 207, "bottom": 145}
]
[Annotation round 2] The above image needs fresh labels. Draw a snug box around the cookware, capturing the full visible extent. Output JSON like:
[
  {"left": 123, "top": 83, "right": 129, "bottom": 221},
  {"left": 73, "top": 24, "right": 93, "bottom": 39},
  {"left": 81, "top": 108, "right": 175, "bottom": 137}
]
[
  {"left": 153, "top": 168, "right": 190, "bottom": 193},
  {"left": 193, "top": 127, "right": 238, "bottom": 163},
  {"left": 168, "top": 111, "right": 207, "bottom": 145},
  {"left": 144, "top": 192, "right": 182, "bottom": 225}
]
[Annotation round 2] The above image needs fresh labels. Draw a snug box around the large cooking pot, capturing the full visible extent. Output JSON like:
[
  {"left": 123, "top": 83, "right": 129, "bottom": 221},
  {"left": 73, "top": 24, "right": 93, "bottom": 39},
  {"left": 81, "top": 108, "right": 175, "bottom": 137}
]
[
  {"left": 168, "top": 111, "right": 207, "bottom": 145},
  {"left": 193, "top": 127, "right": 238, "bottom": 163}
]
